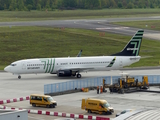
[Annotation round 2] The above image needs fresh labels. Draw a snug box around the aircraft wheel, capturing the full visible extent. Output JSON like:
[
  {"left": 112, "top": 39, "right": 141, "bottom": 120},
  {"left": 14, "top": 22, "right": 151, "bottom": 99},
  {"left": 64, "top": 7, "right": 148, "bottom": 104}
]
[
  {"left": 18, "top": 75, "right": 21, "bottom": 79},
  {"left": 77, "top": 74, "right": 81, "bottom": 78}
]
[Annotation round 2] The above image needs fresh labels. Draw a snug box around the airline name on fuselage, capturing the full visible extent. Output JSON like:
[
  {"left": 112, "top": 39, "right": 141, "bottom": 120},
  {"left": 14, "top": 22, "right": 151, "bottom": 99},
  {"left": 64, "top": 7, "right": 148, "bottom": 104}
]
[
  {"left": 27, "top": 67, "right": 40, "bottom": 69},
  {"left": 127, "top": 48, "right": 138, "bottom": 51}
]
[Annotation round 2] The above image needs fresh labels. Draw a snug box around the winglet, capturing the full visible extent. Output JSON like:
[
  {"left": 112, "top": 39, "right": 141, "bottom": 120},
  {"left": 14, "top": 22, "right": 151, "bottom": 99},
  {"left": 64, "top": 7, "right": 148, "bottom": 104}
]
[{"left": 77, "top": 50, "right": 82, "bottom": 57}]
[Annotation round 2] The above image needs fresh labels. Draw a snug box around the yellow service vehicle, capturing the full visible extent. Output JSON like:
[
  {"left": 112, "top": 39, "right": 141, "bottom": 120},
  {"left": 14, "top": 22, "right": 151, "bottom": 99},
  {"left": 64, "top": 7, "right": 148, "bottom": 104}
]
[
  {"left": 30, "top": 94, "right": 57, "bottom": 108},
  {"left": 81, "top": 98, "right": 114, "bottom": 115}
]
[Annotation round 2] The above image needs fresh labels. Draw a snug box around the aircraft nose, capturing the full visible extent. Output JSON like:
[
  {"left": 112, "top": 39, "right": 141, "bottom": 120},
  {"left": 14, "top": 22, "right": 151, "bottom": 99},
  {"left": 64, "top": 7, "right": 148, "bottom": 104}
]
[{"left": 4, "top": 66, "right": 10, "bottom": 72}]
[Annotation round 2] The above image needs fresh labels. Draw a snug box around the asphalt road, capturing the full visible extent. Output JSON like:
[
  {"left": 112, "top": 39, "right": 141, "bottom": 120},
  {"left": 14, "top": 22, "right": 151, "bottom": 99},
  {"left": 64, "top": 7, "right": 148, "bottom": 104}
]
[{"left": 0, "top": 16, "right": 160, "bottom": 39}]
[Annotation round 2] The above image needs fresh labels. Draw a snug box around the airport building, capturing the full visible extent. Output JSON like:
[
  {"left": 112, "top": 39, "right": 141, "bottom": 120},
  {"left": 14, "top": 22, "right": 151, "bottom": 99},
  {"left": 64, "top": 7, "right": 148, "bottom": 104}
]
[{"left": 0, "top": 109, "right": 28, "bottom": 120}]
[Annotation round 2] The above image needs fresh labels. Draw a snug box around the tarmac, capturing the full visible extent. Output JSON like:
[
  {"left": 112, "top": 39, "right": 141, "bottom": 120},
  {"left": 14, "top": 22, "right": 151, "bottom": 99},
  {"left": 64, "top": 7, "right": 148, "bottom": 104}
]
[{"left": 1, "top": 69, "right": 160, "bottom": 120}]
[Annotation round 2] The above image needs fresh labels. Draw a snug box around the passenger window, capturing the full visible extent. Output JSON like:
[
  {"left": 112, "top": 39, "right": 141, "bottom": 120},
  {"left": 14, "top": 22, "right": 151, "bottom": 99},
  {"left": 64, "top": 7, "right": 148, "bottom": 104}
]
[
  {"left": 37, "top": 96, "right": 42, "bottom": 101},
  {"left": 31, "top": 96, "right": 35, "bottom": 100}
]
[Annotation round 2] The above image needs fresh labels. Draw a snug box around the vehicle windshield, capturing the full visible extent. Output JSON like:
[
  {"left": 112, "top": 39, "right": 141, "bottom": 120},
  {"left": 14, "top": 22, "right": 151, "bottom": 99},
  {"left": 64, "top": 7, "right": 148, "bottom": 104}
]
[
  {"left": 103, "top": 102, "right": 110, "bottom": 108},
  {"left": 121, "top": 110, "right": 126, "bottom": 114},
  {"left": 47, "top": 97, "right": 53, "bottom": 102}
]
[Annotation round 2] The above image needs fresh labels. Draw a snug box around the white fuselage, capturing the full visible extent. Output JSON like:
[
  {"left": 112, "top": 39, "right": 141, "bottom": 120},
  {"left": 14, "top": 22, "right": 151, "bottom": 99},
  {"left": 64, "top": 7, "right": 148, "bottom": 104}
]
[{"left": 4, "top": 56, "right": 140, "bottom": 75}]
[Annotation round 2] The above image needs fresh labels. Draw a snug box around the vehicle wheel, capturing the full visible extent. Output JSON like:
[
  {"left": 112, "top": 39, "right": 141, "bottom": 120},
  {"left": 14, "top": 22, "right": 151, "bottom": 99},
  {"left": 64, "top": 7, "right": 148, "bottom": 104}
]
[
  {"left": 50, "top": 104, "right": 52, "bottom": 108},
  {"left": 109, "top": 88, "right": 112, "bottom": 92},
  {"left": 50, "top": 104, "right": 55, "bottom": 108},
  {"left": 46, "top": 105, "right": 49, "bottom": 108},
  {"left": 32, "top": 103, "right": 36, "bottom": 107},
  {"left": 120, "top": 89, "right": 124, "bottom": 94},
  {"left": 18, "top": 75, "right": 21, "bottom": 79},
  {"left": 99, "top": 111, "right": 102, "bottom": 115},
  {"left": 106, "top": 111, "right": 111, "bottom": 115},
  {"left": 77, "top": 74, "right": 81, "bottom": 78},
  {"left": 88, "top": 110, "right": 91, "bottom": 113}
]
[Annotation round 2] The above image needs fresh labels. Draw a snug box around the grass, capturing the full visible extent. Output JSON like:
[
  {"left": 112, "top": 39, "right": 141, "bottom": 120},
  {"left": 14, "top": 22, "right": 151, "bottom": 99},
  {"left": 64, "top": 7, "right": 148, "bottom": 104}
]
[
  {"left": 0, "top": 9, "right": 160, "bottom": 22},
  {"left": 113, "top": 20, "right": 160, "bottom": 31},
  {"left": 1, "top": 26, "right": 160, "bottom": 70}
]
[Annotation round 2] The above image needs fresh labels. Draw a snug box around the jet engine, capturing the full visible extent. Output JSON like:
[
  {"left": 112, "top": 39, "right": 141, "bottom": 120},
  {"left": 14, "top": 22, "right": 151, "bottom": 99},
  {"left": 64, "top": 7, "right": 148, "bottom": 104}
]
[{"left": 57, "top": 70, "right": 72, "bottom": 77}]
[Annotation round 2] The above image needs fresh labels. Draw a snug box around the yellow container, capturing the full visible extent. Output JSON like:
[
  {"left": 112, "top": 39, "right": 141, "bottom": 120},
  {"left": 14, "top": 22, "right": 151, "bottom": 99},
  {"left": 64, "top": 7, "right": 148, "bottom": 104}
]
[{"left": 83, "top": 88, "right": 89, "bottom": 92}]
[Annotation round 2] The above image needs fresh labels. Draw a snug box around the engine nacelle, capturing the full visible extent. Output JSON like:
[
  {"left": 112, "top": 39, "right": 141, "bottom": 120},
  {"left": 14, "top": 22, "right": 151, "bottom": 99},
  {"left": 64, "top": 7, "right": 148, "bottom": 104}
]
[{"left": 57, "top": 70, "right": 72, "bottom": 77}]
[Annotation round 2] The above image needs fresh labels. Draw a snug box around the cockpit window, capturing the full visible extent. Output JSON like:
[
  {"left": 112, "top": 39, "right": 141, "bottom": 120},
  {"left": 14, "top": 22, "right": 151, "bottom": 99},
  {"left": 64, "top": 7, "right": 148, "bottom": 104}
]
[{"left": 10, "top": 64, "right": 17, "bottom": 66}]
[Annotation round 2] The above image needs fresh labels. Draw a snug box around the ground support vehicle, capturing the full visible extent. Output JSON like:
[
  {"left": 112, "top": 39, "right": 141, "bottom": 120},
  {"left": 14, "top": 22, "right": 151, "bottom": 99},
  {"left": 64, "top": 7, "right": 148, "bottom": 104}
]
[
  {"left": 30, "top": 94, "right": 57, "bottom": 108},
  {"left": 81, "top": 98, "right": 114, "bottom": 115},
  {"left": 103, "top": 76, "right": 149, "bottom": 94}
]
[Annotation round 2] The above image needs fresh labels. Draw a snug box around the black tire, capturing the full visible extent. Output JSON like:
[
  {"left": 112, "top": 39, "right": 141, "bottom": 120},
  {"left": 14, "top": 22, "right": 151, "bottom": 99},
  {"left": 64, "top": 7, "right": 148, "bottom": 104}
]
[
  {"left": 77, "top": 74, "right": 81, "bottom": 78},
  {"left": 109, "top": 88, "right": 112, "bottom": 92},
  {"left": 120, "top": 89, "right": 124, "bottom": 94},
  {"left": 88, "top": 109, "right": 91, "bottom": 113},
  {"left": 50, "top": 104, "right": 55, "bottom": 108},
  {"left": 46, "top": 105, "right": 49, "bottom": 108},
  {"left": 32, "top": 103, "right": 36, "bottom": 107},
  {"left": 18, "top": 75, "right": 21, "bottom": 79}
]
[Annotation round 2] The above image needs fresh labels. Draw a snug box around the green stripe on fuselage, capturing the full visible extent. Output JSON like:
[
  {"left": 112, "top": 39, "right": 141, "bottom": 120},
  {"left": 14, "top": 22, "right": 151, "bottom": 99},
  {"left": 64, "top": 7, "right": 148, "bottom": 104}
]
[
  {"left": 51, "top": 58, "right": 55, "bottom": 73},
  {"left": 45, "top": 60, "right": 49, "bottom": 73},
  {"left": 48, "top": 59, "right": 52, "bottom": 73}
]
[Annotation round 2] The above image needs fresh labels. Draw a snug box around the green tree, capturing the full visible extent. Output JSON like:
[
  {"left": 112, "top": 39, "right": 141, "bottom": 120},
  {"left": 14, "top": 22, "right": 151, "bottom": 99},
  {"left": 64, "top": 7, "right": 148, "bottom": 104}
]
[
  {"left": 57, "top": 0, "right": 63, "bottom": 9},
  {"left": 37, "top": 3, "right": 41, "bottom": 10},
  {"left": 9, "top": 0, "right": 17, "bottom": 11},
  {"left": 18, "top": 0, "right": 24, "bottom": 11},
  {"left": 126, "top": 2, "right": 134, "bottom": 9},
  {"left": 62, "top": 0, "right": 77, "bottom": 9},
  {"left": 110, "top": 0, "right": 116, "bottom": 8},
  {"left": 100, "top": 0, "right": 107, "bottom": 8},
  {"left": 27, "top": 4, "right": 33, "bottom": 11},
  {"left": 118, "top": 2, "right": 123, "bottom": 8},
  {"left": 150, "top": 3, "right": 155, "bottom": 8},
  {"left": 45, "top": 0, "right": 50, "bottom": 9},
  {"left": 85, "top": 0, "right": 100, "bottom": 9}
]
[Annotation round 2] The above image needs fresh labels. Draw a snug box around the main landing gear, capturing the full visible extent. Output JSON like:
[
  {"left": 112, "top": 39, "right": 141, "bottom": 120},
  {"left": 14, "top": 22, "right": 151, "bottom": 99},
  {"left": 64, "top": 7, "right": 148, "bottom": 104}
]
[
  {"left": 76, "top": 73, "right": 81, "bottom": 78},
  {"left": 18, "top": 75, "right": 21, "bottom": 79}
]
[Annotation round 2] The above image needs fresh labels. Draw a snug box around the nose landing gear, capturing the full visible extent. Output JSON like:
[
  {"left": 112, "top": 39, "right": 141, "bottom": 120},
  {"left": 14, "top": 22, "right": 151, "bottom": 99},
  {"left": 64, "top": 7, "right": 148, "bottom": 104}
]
[{"left": 18, "top": 75, "right": 21, "bottom": 79}]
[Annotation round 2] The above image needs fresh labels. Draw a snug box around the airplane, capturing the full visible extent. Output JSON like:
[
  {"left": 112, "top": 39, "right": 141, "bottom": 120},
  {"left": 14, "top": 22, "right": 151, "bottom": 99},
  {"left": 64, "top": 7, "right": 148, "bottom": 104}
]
[{"left": 4, "top": 29, "right": 144, "bottom": 79}]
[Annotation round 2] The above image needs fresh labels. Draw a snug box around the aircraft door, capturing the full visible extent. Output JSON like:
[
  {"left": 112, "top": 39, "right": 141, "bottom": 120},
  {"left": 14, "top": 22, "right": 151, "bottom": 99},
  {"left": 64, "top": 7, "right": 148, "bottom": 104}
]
[
  {"left": 22, "top": 62, "right": 26, "bottom": 69},
  {"left": 119, "top": 58, "right": 123, "bottom": 67}
]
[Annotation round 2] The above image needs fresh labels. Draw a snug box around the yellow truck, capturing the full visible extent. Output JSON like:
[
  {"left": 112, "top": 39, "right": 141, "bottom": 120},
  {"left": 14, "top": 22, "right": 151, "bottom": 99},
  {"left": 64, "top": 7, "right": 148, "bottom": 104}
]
[
  {"left": 30, "top": 94, "right": 57, "bottom": 108},
  {"left": 81, "top": 98, "right": 114, "bottom": 115}
]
